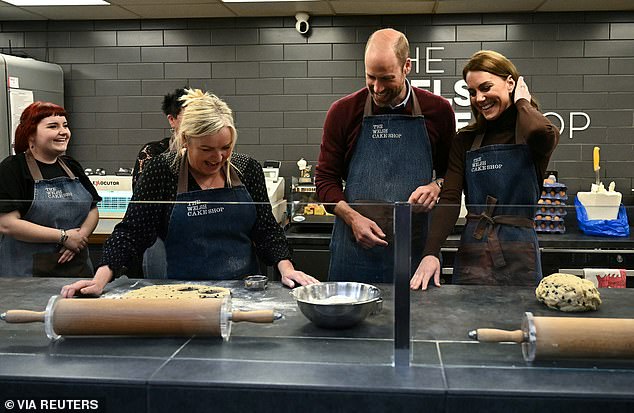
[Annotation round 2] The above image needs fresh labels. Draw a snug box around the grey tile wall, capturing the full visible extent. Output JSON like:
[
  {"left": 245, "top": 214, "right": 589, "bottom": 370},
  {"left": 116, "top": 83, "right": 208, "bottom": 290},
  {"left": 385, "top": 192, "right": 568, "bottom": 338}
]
[{"left": 1, "top": 12, "right": 633, "bottom": 203}]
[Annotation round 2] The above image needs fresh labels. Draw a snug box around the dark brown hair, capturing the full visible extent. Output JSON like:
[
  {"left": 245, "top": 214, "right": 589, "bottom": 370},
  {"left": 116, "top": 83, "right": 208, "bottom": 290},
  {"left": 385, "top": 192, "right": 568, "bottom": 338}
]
[{"left": 462, "top": 50, "right": 538, "bottom": 133}]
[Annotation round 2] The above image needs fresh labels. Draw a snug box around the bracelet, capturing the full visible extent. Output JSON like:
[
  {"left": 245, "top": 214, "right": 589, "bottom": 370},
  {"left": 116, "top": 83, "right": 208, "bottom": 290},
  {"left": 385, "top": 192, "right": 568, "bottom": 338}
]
[{"left": 59, "top": 229, "right": 68, "bottom": 246}]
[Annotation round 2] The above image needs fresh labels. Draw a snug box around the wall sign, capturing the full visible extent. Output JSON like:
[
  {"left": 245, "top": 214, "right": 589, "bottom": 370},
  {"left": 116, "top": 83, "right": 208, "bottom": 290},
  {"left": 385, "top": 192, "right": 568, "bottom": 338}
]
[{"left": 409, "top": 46, "right": 590, "bottom": 139}]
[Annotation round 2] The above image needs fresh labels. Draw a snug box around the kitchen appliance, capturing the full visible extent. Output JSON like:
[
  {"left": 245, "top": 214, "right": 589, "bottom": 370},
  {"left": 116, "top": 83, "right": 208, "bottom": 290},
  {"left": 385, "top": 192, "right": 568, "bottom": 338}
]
[
  {"left": 289, "top": 157, "right": 333, "bottom": 227},
  {"left": 88, "top": 175, "right": 133, "bottom": 219},
  {"left": 469, "top": 312, "right": 634, "bottom": 361},
  {"left": 0, "top": 53, "right": 64, "bottom": 158},
  {"left": 290, "top": 282, "right": 382, "bottom": 328},
  {"left": 263, "top": 160, "right": 287, "bottom": 224},
  {"left": 1, "top": 295, "right": 279, "bottom": 341}
]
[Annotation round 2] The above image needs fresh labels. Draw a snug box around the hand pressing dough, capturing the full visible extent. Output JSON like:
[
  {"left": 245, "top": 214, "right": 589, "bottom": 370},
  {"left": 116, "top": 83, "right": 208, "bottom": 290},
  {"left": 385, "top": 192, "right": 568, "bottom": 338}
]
[
  {"left": 122, "top": 284, "right": 230, "bottom": 299},
  {"left": 535, "top": 273, "right": 601, "bottom": 312}
]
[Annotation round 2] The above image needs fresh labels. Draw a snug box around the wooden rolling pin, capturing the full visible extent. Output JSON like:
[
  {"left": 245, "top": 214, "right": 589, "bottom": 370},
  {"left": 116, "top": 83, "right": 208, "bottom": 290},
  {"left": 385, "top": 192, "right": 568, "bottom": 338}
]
[
  {"left": 469, "top": 312, "right": 634, "bottom": 361},
  {"left": 1, "top": 296, "right": 279, "bottom": 340}
]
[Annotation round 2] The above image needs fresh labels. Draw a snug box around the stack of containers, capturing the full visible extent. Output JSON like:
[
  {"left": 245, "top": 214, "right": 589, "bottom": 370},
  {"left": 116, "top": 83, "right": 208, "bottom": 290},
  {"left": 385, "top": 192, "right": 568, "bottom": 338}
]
[{"left": 535, "top": 182, "right": 567, "bottom": 233}]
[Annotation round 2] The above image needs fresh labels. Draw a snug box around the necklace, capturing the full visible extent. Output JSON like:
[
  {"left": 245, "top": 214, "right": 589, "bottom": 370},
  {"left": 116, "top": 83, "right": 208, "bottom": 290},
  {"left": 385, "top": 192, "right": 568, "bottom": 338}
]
[{"left": 197, "top": 174, "right": 225, "bottom": 190}]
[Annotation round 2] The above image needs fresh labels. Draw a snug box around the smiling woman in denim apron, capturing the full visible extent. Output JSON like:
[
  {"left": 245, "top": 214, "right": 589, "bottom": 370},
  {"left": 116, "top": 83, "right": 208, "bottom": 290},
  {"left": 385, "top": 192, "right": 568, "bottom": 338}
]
[
  {"left": 0, "top": 102, "right": 100, "bottom": 277},
  {"left": 61, "top": 89, "right": 317, "bottom": 298},
  {"left": 411, "top": 50, "right": 560, "bottom": 290},
  {"left": 315, "top": 29, "right": 456, "bottom": 283}
]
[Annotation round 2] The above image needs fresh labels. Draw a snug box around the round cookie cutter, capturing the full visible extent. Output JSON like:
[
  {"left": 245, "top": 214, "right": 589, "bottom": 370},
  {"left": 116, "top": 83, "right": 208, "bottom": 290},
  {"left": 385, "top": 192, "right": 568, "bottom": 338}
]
[{"left": 244, "top": 275, "right": 268, "bottom": 291}]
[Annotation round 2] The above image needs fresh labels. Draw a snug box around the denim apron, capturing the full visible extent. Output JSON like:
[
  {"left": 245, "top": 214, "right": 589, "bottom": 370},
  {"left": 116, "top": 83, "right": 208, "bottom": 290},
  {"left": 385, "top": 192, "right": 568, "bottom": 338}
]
[
  {"left": 328, "top": 93, "right": 433, "bottom": 283},
  {"left": 0, "top": 151, "right": 93, "bottom": 277},
  {"left": 142, "top": 238, "right": 167, "bottom": 278},
  {"left": 453, "top": 128, "right": 542, "bottom": 286},
  {"left": 163, "top": 155, "right": 259, "bottom": 280}
]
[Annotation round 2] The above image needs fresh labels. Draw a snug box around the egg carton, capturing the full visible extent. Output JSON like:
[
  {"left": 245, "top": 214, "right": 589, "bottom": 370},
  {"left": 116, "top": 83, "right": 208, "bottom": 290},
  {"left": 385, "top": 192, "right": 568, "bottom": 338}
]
[
  {"left": 537, "top": 198, "right": 566, "bottom": 206},
  {"left": 535, "top": 219, "right": 566, "bottom": 233},
  {"left": 535, "top": 215, "right": 565, "bottom": 222},
  {"left": 543, "top": 182, "right": 567, "bottom": 190},
  {"left": 539, "top": 189, "right": 568, "bottom": 202},
  {"left": 535, "top": 205, "right": 568, "bottom": 217}
]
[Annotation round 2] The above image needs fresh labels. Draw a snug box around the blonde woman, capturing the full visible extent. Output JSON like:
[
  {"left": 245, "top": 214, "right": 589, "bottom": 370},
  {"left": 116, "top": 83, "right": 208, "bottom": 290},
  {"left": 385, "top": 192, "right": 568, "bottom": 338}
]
[{"left": 62, "top": 89, "right": 317, "bottom": 297}]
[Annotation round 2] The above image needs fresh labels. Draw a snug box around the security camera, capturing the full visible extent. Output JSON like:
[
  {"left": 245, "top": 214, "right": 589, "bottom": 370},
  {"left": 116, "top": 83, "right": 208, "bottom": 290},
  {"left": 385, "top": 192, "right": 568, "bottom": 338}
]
[{"left": 295, "top": 12, "right": 310, "bottom": 35}]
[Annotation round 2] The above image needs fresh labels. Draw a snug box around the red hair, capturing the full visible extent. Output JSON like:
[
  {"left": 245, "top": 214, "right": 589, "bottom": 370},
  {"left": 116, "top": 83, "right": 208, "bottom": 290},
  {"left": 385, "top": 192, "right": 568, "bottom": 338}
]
[{"left": 14, "top": 101, "right": 68, "bottom": 153}]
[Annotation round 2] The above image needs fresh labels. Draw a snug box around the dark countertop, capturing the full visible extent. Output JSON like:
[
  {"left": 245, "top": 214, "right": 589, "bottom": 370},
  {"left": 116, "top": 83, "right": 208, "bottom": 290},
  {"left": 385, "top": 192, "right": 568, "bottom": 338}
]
[
  {"left": 1, "top": 277, "right": 633, "bottom": 413},
  {"left": 286, "top": 223, "right": 634, "bottom": 250}
]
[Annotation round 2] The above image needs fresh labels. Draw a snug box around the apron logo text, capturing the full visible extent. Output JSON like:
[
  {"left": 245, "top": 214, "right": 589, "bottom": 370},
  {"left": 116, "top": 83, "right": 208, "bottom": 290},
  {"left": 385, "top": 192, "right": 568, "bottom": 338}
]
[
  {"left": 471, "top": 156, "right": 503, "bottom": 173},
  {"left": 372, "top": 124, "right": 402, "bottom": 139},
  {"left": 186, "top": 201, "right": 225, "bottom": 217},
  {"left": 45, "top": 187, "right": 72, "bottom": 199}
]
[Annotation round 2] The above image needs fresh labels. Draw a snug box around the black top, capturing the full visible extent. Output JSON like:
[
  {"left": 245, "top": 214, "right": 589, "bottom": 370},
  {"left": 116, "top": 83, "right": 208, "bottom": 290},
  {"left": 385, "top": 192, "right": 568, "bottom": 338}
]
[
  {"left": 132, "top": 137, "right": 171, "bottom": 188},
  {"left": 101, "top": 151, "right": 292, "bottom": 274},
  {"left": 0, "top": 152, "right": 101, "bottom": 215}
]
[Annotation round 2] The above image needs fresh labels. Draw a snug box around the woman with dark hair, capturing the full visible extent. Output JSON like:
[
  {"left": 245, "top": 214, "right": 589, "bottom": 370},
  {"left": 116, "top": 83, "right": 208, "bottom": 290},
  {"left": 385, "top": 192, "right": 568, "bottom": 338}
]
[
  {"left": 132, "top": 87, "right": 187, "bottom": 188},
  {"left": 411, "top": 50, "right": 559, "bottom": 289},
  {"left": 0, "top": 101, "right": 101, "bottom": 277},
  {"left": 130, "top": 88, "right": 187, "bottom": 278}
]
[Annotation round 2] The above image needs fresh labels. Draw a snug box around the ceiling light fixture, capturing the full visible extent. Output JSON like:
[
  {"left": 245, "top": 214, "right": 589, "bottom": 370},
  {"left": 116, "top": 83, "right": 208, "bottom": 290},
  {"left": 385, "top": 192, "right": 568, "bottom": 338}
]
[
  {"left": 222, "top": 0, "right": 317, "bottom": 3},
  {"left": 2, "top": 0, "right": 110, "bottom": 5}
]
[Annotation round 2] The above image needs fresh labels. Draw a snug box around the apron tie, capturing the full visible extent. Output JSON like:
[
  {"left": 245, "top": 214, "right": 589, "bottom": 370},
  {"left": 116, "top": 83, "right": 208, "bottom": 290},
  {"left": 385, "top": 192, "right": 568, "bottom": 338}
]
[
  {"left": 468, "top": 196, "right": 506, "bottom": 268},
  {"left": 469, "top": 195, "right": 498, "bottom": 240},
  {"left": 466, "top": 195, "right": 535, "bottom": 269}
]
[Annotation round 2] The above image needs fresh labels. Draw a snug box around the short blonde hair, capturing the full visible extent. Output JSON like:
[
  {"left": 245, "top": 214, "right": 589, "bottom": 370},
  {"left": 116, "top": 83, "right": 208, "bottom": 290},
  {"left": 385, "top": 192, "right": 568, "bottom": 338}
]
[{"left": 171, "top": 88, "right": 238, "bottom": 186}]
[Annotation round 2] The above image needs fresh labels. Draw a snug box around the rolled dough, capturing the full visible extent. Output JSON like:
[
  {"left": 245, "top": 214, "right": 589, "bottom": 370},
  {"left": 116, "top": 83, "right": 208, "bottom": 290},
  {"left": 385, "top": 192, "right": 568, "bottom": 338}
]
[{"left": 121, "top": 284, "right": 230, "bottom": 299}]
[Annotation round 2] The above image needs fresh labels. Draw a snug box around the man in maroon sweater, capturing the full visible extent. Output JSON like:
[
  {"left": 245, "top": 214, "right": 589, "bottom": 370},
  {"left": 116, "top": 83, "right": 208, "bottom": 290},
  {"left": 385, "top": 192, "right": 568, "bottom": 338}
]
[{"left": 315, "top": 28, "right": 455, "bottom": 283}]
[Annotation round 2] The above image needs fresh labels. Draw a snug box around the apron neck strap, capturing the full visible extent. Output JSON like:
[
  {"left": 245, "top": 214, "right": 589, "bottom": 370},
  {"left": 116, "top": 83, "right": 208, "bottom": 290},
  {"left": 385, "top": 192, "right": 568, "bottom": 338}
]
[
  {"left": 25, "top": 150, "right": 75, "bottom": 181},
  {"left": 177, "top": 151, "right": 242, "bottom": 194},
  {"left": 470, "top": 130, "right": 485, "bottom": 151},
  {"left": 514, "top": 119, "right": 522, "bottom": 145},
  {"left": 410, "top": 90, "right": 422, "bottom": 116},
  {"left": 363, "top": 93, "right": 373, "bottom": 117},
  {"left": 228, "top": 164, "right": 242, "bottom": 186},
  {"left": 177, "top": 153, "right": 189, "bottom": 194},
  {"left": 363, "top": 86, "right": 421, "bottom": 117}
]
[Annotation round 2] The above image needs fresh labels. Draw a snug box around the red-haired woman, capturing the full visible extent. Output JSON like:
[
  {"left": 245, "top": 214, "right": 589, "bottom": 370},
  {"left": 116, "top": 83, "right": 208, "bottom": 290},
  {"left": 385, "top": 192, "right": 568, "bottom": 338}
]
[{"left": 0, "top": 101, "right": 101, "bottom": 277}]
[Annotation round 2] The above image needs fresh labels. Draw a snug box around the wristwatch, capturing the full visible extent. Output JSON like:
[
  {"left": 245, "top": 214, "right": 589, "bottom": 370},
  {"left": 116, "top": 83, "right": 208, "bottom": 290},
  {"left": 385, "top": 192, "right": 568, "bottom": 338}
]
[{"left": 434, "top": 178, "right": 444, "bottom": 189}]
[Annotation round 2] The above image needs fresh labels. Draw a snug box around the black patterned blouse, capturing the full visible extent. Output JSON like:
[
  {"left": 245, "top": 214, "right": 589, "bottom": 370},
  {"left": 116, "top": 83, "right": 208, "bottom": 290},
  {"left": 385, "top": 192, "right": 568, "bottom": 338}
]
[
  {"left": 131, "top": 137, "right": 171, "bottom": 188},
  {"left": 101, "top": 151, "right": 291, "bottom": 275}
]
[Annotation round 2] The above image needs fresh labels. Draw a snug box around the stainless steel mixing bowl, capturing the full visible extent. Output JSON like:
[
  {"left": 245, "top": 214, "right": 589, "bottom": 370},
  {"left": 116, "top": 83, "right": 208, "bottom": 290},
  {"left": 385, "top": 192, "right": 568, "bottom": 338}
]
[{"left": 290, "top": 282, "right": 382, "bottom": 329}]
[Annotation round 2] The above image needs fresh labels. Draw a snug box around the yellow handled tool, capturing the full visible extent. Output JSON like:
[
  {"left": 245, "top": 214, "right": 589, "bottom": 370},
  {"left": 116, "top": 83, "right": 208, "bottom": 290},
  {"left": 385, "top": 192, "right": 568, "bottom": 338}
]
[{"left": 593, "top": 146, "right": 600, "bottom": 185}]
